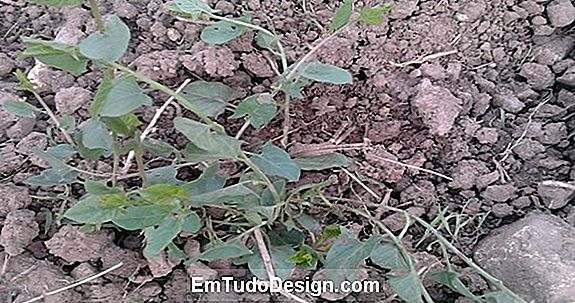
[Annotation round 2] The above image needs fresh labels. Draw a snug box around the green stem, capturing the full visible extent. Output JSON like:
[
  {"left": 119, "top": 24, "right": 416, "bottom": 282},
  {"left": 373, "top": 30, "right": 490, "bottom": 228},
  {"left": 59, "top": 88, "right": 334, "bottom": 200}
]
[
  {"left": 88, "top": 0, "right": 106, "bottom": 33},
  {"left": 111, "top": 133, "right": 119, "bottom": 186},
  {"left": 134, "top": 145, "right": 148, "bottom": 187},
  {"left": 281, "top": 93, "right": 290, "bottom": 147}
]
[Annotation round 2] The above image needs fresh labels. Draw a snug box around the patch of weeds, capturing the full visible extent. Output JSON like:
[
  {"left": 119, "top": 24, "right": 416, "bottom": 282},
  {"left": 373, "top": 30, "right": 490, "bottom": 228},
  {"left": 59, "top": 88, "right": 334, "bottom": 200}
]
[{"left": 7, "top": 0, "right": 527, "bottom": 302}]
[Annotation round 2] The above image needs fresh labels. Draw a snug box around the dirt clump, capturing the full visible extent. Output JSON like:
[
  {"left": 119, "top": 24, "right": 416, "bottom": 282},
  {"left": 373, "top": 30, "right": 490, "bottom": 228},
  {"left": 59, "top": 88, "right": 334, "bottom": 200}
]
[
  {"left": 0, "top": 209, "right": 39, "bottom": 256},
  {"left": 45, "top": 225, "right": 114, "bottom": 262}
]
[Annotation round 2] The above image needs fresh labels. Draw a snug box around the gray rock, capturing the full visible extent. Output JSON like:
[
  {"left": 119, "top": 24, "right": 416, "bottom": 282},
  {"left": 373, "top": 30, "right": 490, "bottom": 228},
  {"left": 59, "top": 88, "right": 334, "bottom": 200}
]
[
  {"left": 557, "top": 66, "right": 575, "bottom": 86},
  {"left": 0, "top": 184, "right": 32, "bottom": 217},
  {"left": 474, "top": 127, "right": 499, "bottom": 144},
  {"left": 491, "top": 203, "right": 514, "bottom": 217},
  {"left": 0, "top": 210, "right": 39, "bottom": 256},
  {"left": 537, "top": 181, "right": 575, "bottom": 209},
  {"left": 534, "top": 36, "right": 575, "bottom": 66},
  {"left": 547, "top": 0, "right": 575, "bottom": 27},
  {"left": 481, "top": 184, "right": 517, "bottom": 202},
  {"left": 54, "top": 87, "right": 92, "bottom": 115},
  {"left": 0, "top": 53, "right": 15, "bottom": 76},
  {"left": 519, "top": 63, "right": 555, "bottom": 90},
  {"left": 412, "top": 79, "right": 462, "bottom": 136},
  {"left": 513, "top": 139, "right": 545, "bottom": 160},
  {"left": 540, "top": 122, "right": 567, "bottom": 145},
  {"left": 493, "top": 93, "right": 525, "bottom": 113},
  {"left": 474, "top": 213, "right": 575, "bottom": 302}
]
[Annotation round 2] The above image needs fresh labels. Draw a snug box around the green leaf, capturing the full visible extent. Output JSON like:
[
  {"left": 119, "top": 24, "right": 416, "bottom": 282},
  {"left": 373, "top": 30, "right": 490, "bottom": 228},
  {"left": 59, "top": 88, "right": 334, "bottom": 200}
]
[
  {"left": 429, "top": 271, "right": 479, "bottom": 300},
  {"left": 59, "top": 115, "right": 76, "bottom": 133},
  {"left": 299, "top": 61, "right": 353, "bottom": 84},
  {"left": 80, "top": 119, "right": 112, "bottom": 150},
  {"left": 324, "top": 229, "right": 380, "bottom": 285},
  {"left": 250, "top": 142, "right": 301, "bottom": 182},
  {"left": 295, "top": 153, "right": 351, "bottom": 170},
  {"left": 142, "top": 139, "right": 178, "bottom": 158},
  {"left": 181, "top": 212, "right": 201, "bottom": 233},
  {"left": 180, "top": 81, "right": 240, "bottom": 118},
  {"left": 388, "top": 270, "right": 425, "bottom": 303},
  {"left": 248, "top": 245, "right": 295, "bottom": 280},
  {"left": 279, "top": 77, "right": 310, "bottom": 99},
  {"left": 201, "top": 16, "right": 251, "bottom": 44},
  {"left": 98, "top": 76, "right": 152, "bottom": 117},
  {"left": 24, "top": 168, "right": 78, "bottom": 186},
  {"left": 230, "top": 94, "right": 277, "bottom": 129},
  {"left": 21, "top": 38, "right": 88, "bottom": 76},
  {"left": 316, "top": 224, "right": 341, "bottom": 246},
  {"left": 359, "top": 4, "right": 394, "bottom": 25},
  {"left": 328, "top": 0, "right": 353, "bottom": 34},
  {"left": 370, "top": 242, "right": 409, "bottom": 270},
  {"left": 113, "top": 205, "right": 177, "bottom": 230},
  {"left": 64, "top": 195, "right": 121, "bottom": 224},
  {"left": 197, "top": 237, "right": 251, "bottom": 262},
  {"left": 46, "top": 144, "right": 76, "bottom": 158},
  {"left": 256, "top": 32, "right": 280, "bottom": 53},
  {"left": 144, "top": 216, "right": 183, "bottom": 257},
  {"left": 84, "top": 180, "right": 124, "bottom": 195},
  {"left": 174, "top": 117, "right": 242, "bottom": 158},
  {"left": 139, "top": 184, "right": 187, "bottom": 205},
  {"left": 268, "top": 228, "right": 304, "bottom": 248},
  {"left": 189, "top": 183, "right": 257, "bottom": 207},
  {"left": 14, "top": 69, "right": 34, "bottom": 90},
  {"left": 295, "top": 213, "right": 322, "bottom": 235},
  {"left": 174, "top": 0, "right": 215, "bottom": 14},
  {"left": 2, "top": 100, "right": 41, "bottom": 118},
  {"left": 288, "top": 245, "right": 318, "bottom": 268},
  {"left": 102, "top": 113, "right": 142, "bottom": 136},
  {"left": 75, "top": 132, "right": 106, "bottom": 160},
  {"left": 79, "top": 15, "right": 130, "bottom": 62},
  {"left": 27, "top": 0, "right": 82, "bottom": 6},
  {"left": 146, "top": 167, "right": 181, "bottom": 185},
  {"left": 483, "top": 291, "right": 524, "bottom": 303},
  {"left": 90, "top": 69, "right": 114, "bottom": 117},
  {"left": 182, "top": 165, "right": 226, "bottom": 196}
]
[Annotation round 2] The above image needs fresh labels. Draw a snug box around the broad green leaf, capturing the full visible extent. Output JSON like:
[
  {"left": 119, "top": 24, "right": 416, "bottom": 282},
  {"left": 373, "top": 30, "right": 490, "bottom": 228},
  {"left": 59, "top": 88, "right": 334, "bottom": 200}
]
[
  {"left": 250, "top": 142, "right": 300, "bottom": 182},
  {"left": 84, "top": 180, "right": 124, "bottom": 195},
  {"left": 27, "top": 0, "right": 82, "bottom": 6},
  {"left": 80, "top": 119, "right": 112, "bottom": 150},
  {"left": 180, "top": 82, "right": 240, "bottom": 118},
  {"left": 279, "top": 77, "right": 310, "bottom": 99},
  {"left": 2, "top": 100, "right": 41, "bottom": 118},
  {"left": 370, "top": 242, "right": 409, "bottom": 270},
  {"left": 483, "top": 291, "right": 524, "bottom": 303},
  {"left": 200, "top": 16, "right": 251, "bottom": 45},
  {"left": 359, "top": 5, "right": 394, "bottom": 25},
  {"left": 24, "top": 168, "right": 78, "bottom": 186},
  {"left": 324, "top": 229, "right": 379, "bottom": 285},
  {"left": 139, "top": 184, "right": 187, "bottom": 205},
  {"left": 316, "top": 224, "right": 341, "bottom": 246},
  {"left": 181, "top": 212, "right": 201, "bottom": 233},
  {"left": 142, "top": 139, "right": 178, "bottom": 158},
  {"left": 248, "top": 245, "right": 295, "bottom": 280},
  {"left": 184, "top": 143, "right": 232, "bottom": 162},
  {"left": 146, "top": 167, "right": 181, "bottom": 185},
  {"left": 14, "top": 69, "right": 34, "bottom": 90},
  {"left": 197, "top": 238, "right": 251, "bottom": 262},
  {"left": 99, "top": 77, "right": 152, "bottom": 117},
  {"left": 295, "top": 153, "right": 351, "bottom": 170},
  {"left": 64, "top": 195, "right": 121, "bottom": 224},
  {"left": 79, "top": 15, "right": 130, "bottom": 62},
  {"left": 182, "top": 165, "right": 226, "bottom": 196},
  {"left": 45, "top": 144, "right": 76, "bottom": 158},
  {"left": 174, "top": 117, "right": 242, "bottom": 158},
  {"left": 174, "top": 0, "right": 215, "bottom": 14},
  {"left": 90, "top": 69, "right": 114, "bottom": 117},
  {"left": 328, "top": 0, "right": 353, "bottom": 34},
  {"left": 113, "top": 205, "right": 177, "bottom": 230},
  {"left": 260, "top": 180, "right": 285, "bottom": 206},
  {"left": 429, "top": 271, "right": 479, "bottom": 300},
  {"left": 295, "top": 213, "right": 322, "bottom": 234},
  {"left": 189, "top": 183, "right": 257, "bottom": 207},
  {"left": 144, "top": 216, "right": 183, "bottom": 257},
  {"left": 230, "top": 94, "right": 277, "bottom": 129},
  {"left": 256, "top": 32, "right": 280, "bottom": 53},
  {"left": 268, "top": 228, "right": 304, "bottom": 248},
  {"left": 388, "top": 270, "right": 425, "bottom": 303},
  {"left": 59, "top": 115, "right": 76, "bottom": 133},
  {"left": 102, "top": 113, "right": 142, "bottom": 136},
  {"left": 31, "top": 147, "right": 70, "bottom": 172},
  {"left": 299, "top": 61, "right": 353, "bottom": 84},
  {"left": 75, "top": 132, "right": 106, "bottom": 160},
  {"left": 21, "top": 38, "right": 88, "bottom": 76}
]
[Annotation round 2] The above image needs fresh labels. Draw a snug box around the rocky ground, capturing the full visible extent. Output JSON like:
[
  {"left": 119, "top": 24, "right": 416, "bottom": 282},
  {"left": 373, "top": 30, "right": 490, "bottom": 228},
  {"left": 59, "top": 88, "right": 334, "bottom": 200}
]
[{"left": 1, "top": 0, "right": 575, "bottom": 302}]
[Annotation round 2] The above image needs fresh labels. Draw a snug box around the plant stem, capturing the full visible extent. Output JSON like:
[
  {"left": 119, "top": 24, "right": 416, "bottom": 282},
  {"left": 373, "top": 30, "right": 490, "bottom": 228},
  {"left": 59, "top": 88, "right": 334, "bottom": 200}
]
[
  {"left": 134, "top": 146, "right": 148, "bottom": 187},
  {"left": 30, "top": 90, "right": 75, "bottom": 146},
  {"left": 88, "top": 0, "right": 106, "bottom": 33},
  {"left": 111, "top": 133, "right": 119, "bottom": 186}
]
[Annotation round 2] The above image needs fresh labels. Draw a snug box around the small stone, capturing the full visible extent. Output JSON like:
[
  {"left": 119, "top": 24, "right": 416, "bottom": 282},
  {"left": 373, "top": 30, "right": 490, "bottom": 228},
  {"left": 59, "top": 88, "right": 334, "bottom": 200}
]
[
  {"left": 491, "top": 203, "right": 514, "bottom": 217},
  {"left": 113, "top": 0, "right": 138, "bottom": 18},
  {"left": 476, "top": 171, "right": 500, "bottom": 189},
  {"left": 539, "top": 122, "right": 567, "bottom": 145},
  {"left": 45, "top": 225, "right": 113, "bottom": 262},
  {"left": 0, "top": 53, "right": 15, "bottom": 76},
  {"left": 474, "top": 127, "right": 499, "bottom": 144},
  {"left": 493, "top": 93, "right": 525, "bottom": 113},
  {"left": 537, "top": 181, "right": 575, "bottom": 209},
  {"left": 511, "top": 196, "right": 532, "bottom": 209},
  {"left": 519, "top": 63, "right": 555, "bottom": 90},
  {"left": 166, "top": 28, "right": 182, "bottom": 42},
  {"left": 146, "top": 250, "right": 180, "bottom": 278},
  {"left": 412, "top": 79, "right": 462, "bottom": 136},
  {"left": 534, "top": 36, "right": 575, "bottom": 66},
  {"left": 547, "top": 0, "right": 575, "bottom": 27},
  {"left": 449, "top": 160, "right": 489, "bottom": 190},
  {"left": 558, "top": 68, "right": 575, "bottom": 87},
  {"left": 474, "top": 213, "right": 575, "bottom": 302},
  {"left": 419, "top": 63, "right": 448, "bottom": 80},
  {"left": 481, "top": 184, "right": 517, "bottom": 202},
  {"left": 513, "top": 139, "right": 545, "bottom": 160},
  {"left": 0, "top": 184, "right": 32, "bottom": 216},
  {"left": 6, "top": 118, "right": 36, "bottom": 140},
  {"left": 0, "top": 210, "right": 39, "bottom": 256},
  {"left": 186, "top": 262, "right": 218, "bottom": 280},
  {"left": 54, "top": 87, "right": 92, "bottom": 115}
]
